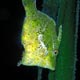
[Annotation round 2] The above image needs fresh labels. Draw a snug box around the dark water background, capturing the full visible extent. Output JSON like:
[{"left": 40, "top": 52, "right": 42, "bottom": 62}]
[{"left": 1, "top": 0, "right": 79, "bottom": 80}]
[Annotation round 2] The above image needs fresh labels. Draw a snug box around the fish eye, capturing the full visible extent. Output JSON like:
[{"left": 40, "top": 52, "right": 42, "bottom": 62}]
[{"left": 54, "top": 50, "right": 58, "bottom": 55}]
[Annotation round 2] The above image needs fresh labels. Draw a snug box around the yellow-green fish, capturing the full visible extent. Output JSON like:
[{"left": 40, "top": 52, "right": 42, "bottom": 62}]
[{"left": 17, "top": 0, "right": 62, "bottom": 71}]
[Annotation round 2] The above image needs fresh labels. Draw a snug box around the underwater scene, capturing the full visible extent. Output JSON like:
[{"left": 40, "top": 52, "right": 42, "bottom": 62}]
[{"left": 1, "top": 0, "right": 80, "bottom": 80}]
